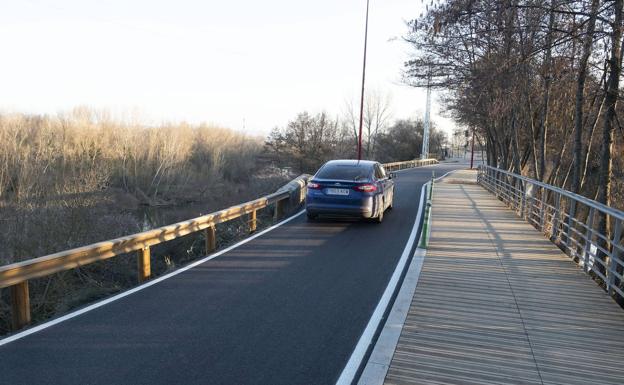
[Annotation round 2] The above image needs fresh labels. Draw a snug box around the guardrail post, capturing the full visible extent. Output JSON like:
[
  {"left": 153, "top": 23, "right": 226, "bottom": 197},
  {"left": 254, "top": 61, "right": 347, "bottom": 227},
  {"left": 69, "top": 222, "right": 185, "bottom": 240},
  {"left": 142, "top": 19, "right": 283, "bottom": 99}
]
[
  {"left": 583, "top": 207, "right": 596, "bottom": 272},
  {"left": 10, "top": 281, "right": 31, "bottom": 330},
  {"left": 249, "top": 209, "right": 257, "bottom": 233},
  {"left": 137, "top": 247, "right": 151, "bottom": 283},
  {"left": 274, "top": 199, "right": 285, "bottom": 221},
  {"left": 205, "top": 226, "right": 216, "bottom": 254},
  {"left": 608, "top": 219, "right": 622, "bottom": 296}
]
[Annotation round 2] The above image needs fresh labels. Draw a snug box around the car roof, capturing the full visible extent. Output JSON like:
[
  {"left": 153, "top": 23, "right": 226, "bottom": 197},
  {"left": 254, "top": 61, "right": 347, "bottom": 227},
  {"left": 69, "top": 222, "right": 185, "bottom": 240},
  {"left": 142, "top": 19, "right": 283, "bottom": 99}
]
[{"left": 322, "top": 159, "right": 378, "bottom": 167}]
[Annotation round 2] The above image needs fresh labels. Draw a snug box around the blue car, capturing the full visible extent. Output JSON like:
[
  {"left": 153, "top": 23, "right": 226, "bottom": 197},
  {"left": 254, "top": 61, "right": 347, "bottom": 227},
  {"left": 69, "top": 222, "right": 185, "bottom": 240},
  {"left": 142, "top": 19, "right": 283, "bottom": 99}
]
[{"left": 305, "top": 160, "right": 395, "bottom": 223}]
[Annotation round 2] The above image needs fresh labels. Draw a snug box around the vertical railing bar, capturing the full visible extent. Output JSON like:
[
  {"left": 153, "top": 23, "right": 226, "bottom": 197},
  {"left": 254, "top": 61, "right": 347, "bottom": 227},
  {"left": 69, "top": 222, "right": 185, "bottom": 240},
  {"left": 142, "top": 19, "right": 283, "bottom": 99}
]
[
  {"left": 608, "top": 219, "right": 622, "bottom": 296},
  {"left": 583, "top": 207, "right": 596, "bottom": 273},
  {"left": 515, "top": 178, "right": 522, "bottom": 216},
  {"left": 539, "top": 187, "right": 546, "bottom": 232},
  {"left": 565, "top": 200, "right": 577, "bottom": 249},
  {"left": 551, "top": 193, "right": 561, "bottom": 241}
]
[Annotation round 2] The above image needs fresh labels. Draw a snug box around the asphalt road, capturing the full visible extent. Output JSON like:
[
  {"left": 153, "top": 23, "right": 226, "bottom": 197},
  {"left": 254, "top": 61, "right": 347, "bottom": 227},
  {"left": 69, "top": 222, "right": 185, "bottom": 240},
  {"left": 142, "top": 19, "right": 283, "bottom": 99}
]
[{"left": 0, "top": 163, "right": 464, "bottom": 385}]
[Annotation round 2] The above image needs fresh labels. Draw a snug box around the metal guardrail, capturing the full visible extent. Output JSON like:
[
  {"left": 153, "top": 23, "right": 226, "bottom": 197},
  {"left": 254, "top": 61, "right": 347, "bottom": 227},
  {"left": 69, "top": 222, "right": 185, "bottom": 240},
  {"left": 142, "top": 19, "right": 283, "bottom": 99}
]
[
  {"left": 478, "top": 165, "right": 624, "bottom": 303},
  {"left": 383, "top": 158, "right": 438, "bottom": 172},
  {"left": 1, "top": 158, "right": 438, "bottom": 331}
]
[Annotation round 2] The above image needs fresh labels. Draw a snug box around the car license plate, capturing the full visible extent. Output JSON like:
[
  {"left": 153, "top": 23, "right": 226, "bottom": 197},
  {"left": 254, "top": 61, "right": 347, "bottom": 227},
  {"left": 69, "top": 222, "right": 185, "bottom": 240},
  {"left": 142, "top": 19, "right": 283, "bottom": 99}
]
[{"left": 326, "top": 188, "right": 349, "bottom": 196}]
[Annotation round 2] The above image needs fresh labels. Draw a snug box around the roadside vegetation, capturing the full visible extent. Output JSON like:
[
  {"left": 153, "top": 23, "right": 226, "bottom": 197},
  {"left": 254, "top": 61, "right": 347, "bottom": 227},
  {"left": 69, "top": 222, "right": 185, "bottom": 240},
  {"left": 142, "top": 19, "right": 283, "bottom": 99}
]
[{"left": 265, "top": 93, "right": 448, "bottom": 175}]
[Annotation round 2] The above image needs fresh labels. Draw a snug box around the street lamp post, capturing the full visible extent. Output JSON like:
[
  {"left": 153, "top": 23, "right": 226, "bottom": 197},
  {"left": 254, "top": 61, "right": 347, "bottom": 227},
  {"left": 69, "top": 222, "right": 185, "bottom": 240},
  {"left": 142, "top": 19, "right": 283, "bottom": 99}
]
[{"left": 357, "top": 0, "right": 370, "bottom": 161}]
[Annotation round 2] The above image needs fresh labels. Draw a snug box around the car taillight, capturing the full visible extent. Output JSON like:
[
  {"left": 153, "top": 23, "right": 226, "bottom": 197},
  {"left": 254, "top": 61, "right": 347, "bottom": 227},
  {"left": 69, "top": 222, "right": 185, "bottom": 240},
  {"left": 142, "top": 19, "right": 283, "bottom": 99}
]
[
  {"left": 308, "top": 182, "right": 321, "bottom": 189},
  {"left": 354, "top": 184, "right": 377, "bottom": 192}
]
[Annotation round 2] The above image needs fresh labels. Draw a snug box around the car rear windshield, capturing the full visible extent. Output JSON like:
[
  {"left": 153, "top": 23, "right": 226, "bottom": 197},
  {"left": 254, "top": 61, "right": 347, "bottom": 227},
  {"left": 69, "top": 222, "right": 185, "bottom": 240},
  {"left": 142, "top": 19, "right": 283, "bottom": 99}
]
[{"left": 315, "top": 164, "right": 371, "bottom": 181}]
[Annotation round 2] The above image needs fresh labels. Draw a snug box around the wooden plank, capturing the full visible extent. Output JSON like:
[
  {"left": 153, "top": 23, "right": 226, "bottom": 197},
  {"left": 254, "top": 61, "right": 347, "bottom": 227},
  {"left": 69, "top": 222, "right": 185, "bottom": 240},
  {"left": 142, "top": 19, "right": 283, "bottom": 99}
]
[
  {"left": 137, "top": 247, "right": 151, "bottom": 283},
  {"left": 205, "top": 226, "right": 216, "bottom": 254},
  {"left": 249, "top": 209, "right": 257, "bottom": 233},
  {"left": 10, "top": 281, "right": 31, "bottom": 330}
]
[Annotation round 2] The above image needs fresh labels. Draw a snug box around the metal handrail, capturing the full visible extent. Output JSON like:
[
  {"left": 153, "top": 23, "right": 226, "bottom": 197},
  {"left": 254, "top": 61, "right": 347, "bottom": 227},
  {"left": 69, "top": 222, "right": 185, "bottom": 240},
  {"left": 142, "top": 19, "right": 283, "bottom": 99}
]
[
  {"left": 1, "top": 158, "right": 437, "bottom": 330},
  {"left": 477, "top": 164, "right": 624, "bottom": 303},
  {"left": 479, "top": 165, "right": 624, "bottom": 221}
]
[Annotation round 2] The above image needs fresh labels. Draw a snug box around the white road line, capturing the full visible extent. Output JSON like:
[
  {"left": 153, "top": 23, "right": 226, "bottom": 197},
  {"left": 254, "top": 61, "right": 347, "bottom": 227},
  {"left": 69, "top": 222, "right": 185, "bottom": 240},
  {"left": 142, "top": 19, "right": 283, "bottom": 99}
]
[
  {"left": 0, "top": 210, "right": 306, "bottom": 347},
  {"left": 336, "top": 167, "right": 459, "bottom": 385}
]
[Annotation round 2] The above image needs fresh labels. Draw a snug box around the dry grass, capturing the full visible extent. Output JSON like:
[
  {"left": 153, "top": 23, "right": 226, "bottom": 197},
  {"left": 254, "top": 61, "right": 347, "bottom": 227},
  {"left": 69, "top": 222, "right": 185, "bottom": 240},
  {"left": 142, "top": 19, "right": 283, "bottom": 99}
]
[{"left": 0, "top": 109, "right": 293, "bottom": 334}]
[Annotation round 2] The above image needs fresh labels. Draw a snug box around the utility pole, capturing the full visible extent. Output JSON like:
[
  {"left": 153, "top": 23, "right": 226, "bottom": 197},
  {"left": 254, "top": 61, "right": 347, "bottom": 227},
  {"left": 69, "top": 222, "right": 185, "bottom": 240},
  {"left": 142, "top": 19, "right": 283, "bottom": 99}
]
[
  {"left": 357, "top": 0, "right": 370, "bottom": 161},
  {"left": 421, "top": 75, "right": 431, "bottom": 159}
]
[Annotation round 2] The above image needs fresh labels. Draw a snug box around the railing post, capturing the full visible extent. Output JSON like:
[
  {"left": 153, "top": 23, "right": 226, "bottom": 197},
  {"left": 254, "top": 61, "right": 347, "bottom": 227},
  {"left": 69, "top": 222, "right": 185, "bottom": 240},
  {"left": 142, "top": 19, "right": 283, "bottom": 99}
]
[
  {"left": 495, "top": 170, "right": 500, "bottom": 197},
  {"left": 300, "top": 183, "right": 306, "bottom": 204},
  {"left": 565, "top": 200, "right": 577, "bottom": 248},
  {"left": 274, "top": 199, "right": 285, "bottom": 221},
  {"left": 514, "top": 178, "right": 521, "bottom": 213},
  {"left": 608, "top": 219, "right": 622, "bottom": 296},
  {"left": 528, "top": 183, "right": 537, "bottom": 223},
  {"left": 539, "top": 187, "right": 546, "bottom": 232},
  {"left": 551, "top": 193, "right": 561, "bottom": 240},
  {"left": 249, "top": 209, "right": 257, "bottom": 233},
  {"left": 583, "top": 207, "right": 596, "bottom": 273},
  {"left": 520, "top": 180, "right": 526, "bottom": 219},
  {"left": 137, "top": 246, "right": 151, "bottom": 283},
  {"left": 10, "top": 281, "right": 31, "bottom": 330},
  {"left": 205, "top": 226, "right": 216, "bottom": 254}
]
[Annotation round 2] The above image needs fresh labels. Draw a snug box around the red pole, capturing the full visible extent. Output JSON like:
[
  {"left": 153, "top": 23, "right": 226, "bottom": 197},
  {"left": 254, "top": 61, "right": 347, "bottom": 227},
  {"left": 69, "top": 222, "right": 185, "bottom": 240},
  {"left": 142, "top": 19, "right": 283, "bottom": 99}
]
[
  {"left": 357, "top": 0, "right": 370, "bottom": 161},
  {"left": 470, "top": 126, "right": 475, "bottom": 169}
]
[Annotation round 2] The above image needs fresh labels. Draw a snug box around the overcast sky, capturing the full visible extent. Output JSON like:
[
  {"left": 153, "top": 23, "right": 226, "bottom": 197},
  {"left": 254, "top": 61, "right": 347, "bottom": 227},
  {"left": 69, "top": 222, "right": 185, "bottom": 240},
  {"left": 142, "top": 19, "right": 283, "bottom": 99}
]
[{"left": 0, "top": 0, "right": 456, "bottom": 136}]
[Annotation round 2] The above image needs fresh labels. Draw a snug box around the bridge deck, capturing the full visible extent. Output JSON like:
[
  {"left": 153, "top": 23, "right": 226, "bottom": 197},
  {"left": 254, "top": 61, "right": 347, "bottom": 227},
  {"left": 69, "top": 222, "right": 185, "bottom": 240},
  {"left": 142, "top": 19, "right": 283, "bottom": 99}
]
[{"left": 384, "top": 171, "right": 624, "bottom": 385}]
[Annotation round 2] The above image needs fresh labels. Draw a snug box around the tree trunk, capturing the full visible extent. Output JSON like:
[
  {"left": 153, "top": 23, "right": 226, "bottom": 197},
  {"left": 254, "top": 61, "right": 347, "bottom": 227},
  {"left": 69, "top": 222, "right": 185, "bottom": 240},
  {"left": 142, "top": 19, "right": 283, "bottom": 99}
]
[
  {"left": 571, "top": 0, "right": 600, "bottom": 194},
  {"left": 537, "top": 0, "right": 556, "bottom": 181},
  {"left": 596, "top": 0, "right": 623, "bottom": 276}
]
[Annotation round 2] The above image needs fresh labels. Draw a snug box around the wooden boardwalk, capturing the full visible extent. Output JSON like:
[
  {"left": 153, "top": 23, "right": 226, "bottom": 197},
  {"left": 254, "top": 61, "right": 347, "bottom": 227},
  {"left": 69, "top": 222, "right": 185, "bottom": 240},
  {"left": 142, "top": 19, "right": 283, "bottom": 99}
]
[{"left": 384, "top": 170, "right": 624, "bottom": 385}]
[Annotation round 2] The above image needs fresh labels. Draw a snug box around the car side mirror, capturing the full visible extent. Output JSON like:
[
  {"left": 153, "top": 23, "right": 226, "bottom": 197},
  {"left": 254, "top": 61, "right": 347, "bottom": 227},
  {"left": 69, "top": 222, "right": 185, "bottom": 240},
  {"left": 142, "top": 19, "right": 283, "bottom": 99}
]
[{"left": 389, "top": 172, "right": 396, "bottom": 179}]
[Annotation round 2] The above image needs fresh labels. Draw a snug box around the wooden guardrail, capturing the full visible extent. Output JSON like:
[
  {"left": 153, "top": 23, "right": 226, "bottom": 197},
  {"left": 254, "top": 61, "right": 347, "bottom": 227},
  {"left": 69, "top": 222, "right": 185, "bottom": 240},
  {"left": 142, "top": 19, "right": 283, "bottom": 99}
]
[
  {"left": 1, "top": 158, "right": 438, "bottom": 331},
  {"left": 1, "top": 175, "right": 309, "bottom": 330},
  {"left": 383, "top": 158, "right": 438, "bottom": 172}
]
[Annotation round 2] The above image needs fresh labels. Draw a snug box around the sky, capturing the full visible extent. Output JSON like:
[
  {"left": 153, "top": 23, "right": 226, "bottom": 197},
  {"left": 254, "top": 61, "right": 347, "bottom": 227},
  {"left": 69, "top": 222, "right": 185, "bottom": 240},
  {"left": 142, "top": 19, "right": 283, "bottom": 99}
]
[{"left": 0, "top": 0, "right": 457, "bottom": 136}]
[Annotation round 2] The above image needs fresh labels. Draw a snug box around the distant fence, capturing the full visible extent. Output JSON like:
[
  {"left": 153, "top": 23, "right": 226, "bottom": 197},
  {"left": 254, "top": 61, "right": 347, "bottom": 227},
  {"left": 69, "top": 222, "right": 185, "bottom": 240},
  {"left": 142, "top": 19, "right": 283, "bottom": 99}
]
[
  {"left": 0, "top": 158, "right": 438, "bottom": 331},
  {"left": 478, "top": 165, "right": 624, "bottom": 303}
]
